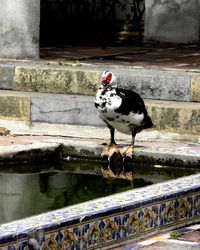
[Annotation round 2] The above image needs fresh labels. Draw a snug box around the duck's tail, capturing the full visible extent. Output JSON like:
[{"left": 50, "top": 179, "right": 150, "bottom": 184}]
[{"left": 143, "top": 115, "right": 155, "bottom": 129}]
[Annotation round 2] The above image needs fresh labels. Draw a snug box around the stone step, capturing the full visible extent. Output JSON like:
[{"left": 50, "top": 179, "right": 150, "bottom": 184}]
[
  {"left": 0, "top": 90, "right": 200, "bottom": 134},
  {"left": 0, "top": 62, "right": 200, "bottom": 101}
]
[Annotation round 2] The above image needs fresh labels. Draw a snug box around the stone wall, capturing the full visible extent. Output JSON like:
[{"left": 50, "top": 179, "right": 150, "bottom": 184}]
[
  {"left": 0, "top": 0, "right": 199, "bottom": 58},
  {"left": 0, "top": 0, "right": 40, "bottom": 58},
  {"left": 144, "top": 0, "right": 200, "bottom": 43}
]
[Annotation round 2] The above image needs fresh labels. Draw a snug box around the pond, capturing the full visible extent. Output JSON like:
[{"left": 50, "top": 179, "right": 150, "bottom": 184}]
[{"left": 0, "top": 159, "right": 199, "bottom": 225}]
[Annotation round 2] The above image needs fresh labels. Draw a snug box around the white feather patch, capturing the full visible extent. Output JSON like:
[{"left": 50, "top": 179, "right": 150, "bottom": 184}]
[
  {"left": 104, "top": 112, "right": 144, "bottom": 135},
  {"left": 95, "top": 88, "right": 144, "bottom": 135}
]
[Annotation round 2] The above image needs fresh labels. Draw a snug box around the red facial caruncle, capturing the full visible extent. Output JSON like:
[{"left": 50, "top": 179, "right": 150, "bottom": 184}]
[{"left": 101, "top": 71, "right": 112, "bottom": 86}]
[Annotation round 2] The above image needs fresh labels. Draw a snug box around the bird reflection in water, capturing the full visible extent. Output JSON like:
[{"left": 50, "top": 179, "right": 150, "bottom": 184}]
[{"left": 101, "top": 151, "right": 134, "bottom": 181}]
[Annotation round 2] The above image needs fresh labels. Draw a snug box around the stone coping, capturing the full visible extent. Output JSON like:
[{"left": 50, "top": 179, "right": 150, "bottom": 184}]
[
  {"left": 0, "top": 173, "right": 200, "bottom": 249},
  {"left": 0, "top": 61, "right": 200, "bottom": 101},
  {"left": 0, "top": 130, "right": 200, "bottom": 167},
  {"left": 1, "top": 90, "right": 200, "bottom": 134}
]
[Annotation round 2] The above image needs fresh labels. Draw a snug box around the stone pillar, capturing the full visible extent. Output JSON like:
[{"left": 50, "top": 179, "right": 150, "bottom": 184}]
[
  {"left": 144, "top": 0, "right": 200, "bottom": 43},
  {"left": 0, "top": 0, "right": 40, "bottom": 58}
]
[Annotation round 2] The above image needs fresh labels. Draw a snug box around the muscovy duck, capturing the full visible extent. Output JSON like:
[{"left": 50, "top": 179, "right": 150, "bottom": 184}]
[{"left": 95, "top": 71, "right": 154, "bottom": 160}]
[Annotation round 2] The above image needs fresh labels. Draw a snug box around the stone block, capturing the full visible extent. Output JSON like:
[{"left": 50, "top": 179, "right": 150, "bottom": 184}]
[
  {"left": 12, "top": 65, "right": 194, "bottom": 102},
  {"left": 31, "top": 92, "right": 200, "bottom": 134},
  {"left": 0, "top": 65, "right": 14, "bottom": 90},
  {"left": 0, "top": 94, "right": 30, "bottom": 121},
  {"left": 191, "top": 76, "right": 200, "bottom": 102},
  {"left": 147, "top": 100, "right": 200, "bottom": 134},
  {"left": 2, "top": 90, "right": 200, "bottom": 134},
  {"left": 31, "top": 93, "right": 104, "bottom": 126},
  {"left": 13, "top": 67, "right": 99, "bottom": 95},
  {"left": 112, "top": 68, "right": 191, "bottom": 101}
]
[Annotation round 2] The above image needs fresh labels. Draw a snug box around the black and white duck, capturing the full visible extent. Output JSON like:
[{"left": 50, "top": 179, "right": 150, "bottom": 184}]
[{"left": 95, "top": 70, "right": 154, "bottom": 161}]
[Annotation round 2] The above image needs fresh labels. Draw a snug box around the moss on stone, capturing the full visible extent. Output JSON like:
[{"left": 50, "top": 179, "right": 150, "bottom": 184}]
[
  {"left": 0, "top": 96, "right": 30, "bottom": 121},
  {"left": 13, "top": 67, "right": 99, "bottom": 95}
]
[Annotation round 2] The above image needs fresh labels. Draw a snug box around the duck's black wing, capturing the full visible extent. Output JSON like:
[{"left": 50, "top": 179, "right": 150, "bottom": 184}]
[
  {"left": 115, "top": 88, "right": 146, "bottom": 115},
  {"left": 115, "top": 88, "right": 154, "bottom": 129}
]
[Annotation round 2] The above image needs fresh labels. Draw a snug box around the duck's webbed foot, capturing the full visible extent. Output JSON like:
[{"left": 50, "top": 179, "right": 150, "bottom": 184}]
[
  {"left": 101, "top": 143, "right": 119, "bottom": 161},
  {"left": 119, "top": 145, "right": 134, "bottom": 160}
]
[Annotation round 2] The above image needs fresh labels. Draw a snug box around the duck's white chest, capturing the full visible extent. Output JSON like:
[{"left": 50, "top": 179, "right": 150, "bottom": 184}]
[
  {"left": 95, "top": 88, "right": 144, "bottom": 135},
  {"left": 95, "top": 88, "right": 122, "bottom": 113},
  {"left": 95, "top": 89, "right": 131, "bottom": 134}
]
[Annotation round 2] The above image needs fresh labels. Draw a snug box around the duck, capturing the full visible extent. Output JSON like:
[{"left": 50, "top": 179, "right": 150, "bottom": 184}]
[{"left": 95, "top": 70, "right": 154, "bottom": 161}]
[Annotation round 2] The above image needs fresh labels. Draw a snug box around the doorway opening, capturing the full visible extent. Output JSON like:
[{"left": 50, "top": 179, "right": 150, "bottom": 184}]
[{"left": 39, "top": 0, "right": 145, "bottom": 47}]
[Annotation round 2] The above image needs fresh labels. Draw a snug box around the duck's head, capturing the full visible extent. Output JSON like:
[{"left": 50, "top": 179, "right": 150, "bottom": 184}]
[{"left": 100, "top": 71, "right": 117, "bottom": 89}]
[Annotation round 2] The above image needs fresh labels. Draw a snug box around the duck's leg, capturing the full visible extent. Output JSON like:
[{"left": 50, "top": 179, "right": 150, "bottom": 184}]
[
  {"left": 119, "top": 132, "right": 136, "bottom": 159},
  {"left": 101, "top": 127, "right": 119, "bottom": 161},
  {"left": 110, "top": 127, "right": 117, "bottom": 146}
]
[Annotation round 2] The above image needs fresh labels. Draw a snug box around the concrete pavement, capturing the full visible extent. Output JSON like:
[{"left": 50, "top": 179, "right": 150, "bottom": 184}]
[
  {"left": 115, "top": 224, "right": 200, "bottom": 249},
  {"left": 0, "top": 122, "right": 200, "bottom": 168}
]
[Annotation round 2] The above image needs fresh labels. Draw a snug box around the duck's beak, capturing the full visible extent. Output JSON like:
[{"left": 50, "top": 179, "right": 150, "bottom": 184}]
[{"left": 101, "top": 80, "right": 109, "bottom": 87}]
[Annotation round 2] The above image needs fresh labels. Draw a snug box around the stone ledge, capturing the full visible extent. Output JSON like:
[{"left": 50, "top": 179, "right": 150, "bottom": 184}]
[
  {"left": 146, "top": 100, "right": 200, "bottom": 134},
  {"left": 0, "top": 94, "right": 30, "bottom": 121},
  {"left": 0, "top": 62, "right": 197, "bottom": 101},
  {"left": 13, "top": 66, "right": 99, "bottom": 95},
  {"left": 13, "top": 66, "right": 192, "bottom": 101},
  {"left": 1, "top": 90, "right": 200, "bottom": 134}
]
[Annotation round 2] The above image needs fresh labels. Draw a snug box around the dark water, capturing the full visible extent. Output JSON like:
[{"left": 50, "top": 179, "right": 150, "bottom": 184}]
[{"left": 0, "top": 160, "right": 199, "bottom": 225}]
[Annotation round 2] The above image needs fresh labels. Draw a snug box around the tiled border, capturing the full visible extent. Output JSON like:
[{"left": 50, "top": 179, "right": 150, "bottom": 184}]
[{"left": 0, "top": 174, "right": 200, "bottom": 249}]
